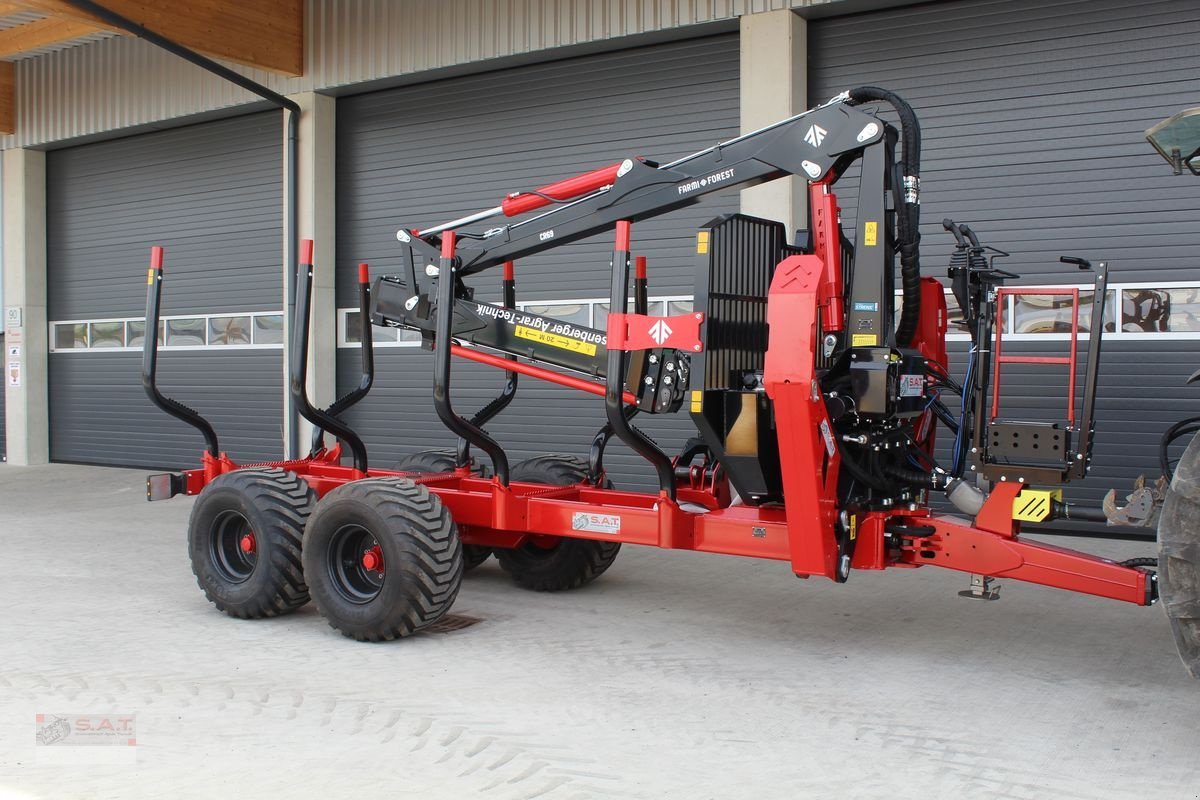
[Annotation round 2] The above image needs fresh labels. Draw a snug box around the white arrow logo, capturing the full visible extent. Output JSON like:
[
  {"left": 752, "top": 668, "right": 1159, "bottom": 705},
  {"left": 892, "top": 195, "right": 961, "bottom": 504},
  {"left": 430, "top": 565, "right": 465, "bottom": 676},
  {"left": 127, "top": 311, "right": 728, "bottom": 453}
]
[
  {"left": 804, "top": 124, "right": 827, "bottom": 147},
  {"left": 649, "top": 320, "right": 673, "bottom": 345}
]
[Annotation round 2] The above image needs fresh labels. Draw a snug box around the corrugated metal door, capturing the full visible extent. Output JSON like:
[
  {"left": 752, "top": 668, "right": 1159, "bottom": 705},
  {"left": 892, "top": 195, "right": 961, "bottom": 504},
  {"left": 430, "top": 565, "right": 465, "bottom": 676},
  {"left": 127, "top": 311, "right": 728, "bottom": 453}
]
[
  {"left": 47, "top": 112, "right": 285, "bottom": 468},
  {"left": 336, "top": 35, "right": 740, "bottom": 489},
  {"left": 810, "top": 0, "right": 1200, "bottom": 515}
]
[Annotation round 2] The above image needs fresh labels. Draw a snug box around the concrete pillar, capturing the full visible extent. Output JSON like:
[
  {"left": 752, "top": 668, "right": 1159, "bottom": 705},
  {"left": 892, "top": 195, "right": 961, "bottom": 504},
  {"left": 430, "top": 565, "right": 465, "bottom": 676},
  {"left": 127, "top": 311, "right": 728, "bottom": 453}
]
[
  {"left": 2, "top": 149, "right": 48, "bottom": 465},
  {"left": 740, "top": 9, "right": 808, "bottom": 238},
  {"left": 282, "top": 92, "right": 337, "bottom": 455}
]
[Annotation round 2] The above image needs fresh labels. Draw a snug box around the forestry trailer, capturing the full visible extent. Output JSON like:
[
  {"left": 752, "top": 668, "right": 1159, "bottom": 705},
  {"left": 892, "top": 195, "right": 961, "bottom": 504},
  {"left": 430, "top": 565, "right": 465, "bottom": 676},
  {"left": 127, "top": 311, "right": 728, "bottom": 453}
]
[{"left": 142, "top": 87, "right": 1200, "bottom": 676}]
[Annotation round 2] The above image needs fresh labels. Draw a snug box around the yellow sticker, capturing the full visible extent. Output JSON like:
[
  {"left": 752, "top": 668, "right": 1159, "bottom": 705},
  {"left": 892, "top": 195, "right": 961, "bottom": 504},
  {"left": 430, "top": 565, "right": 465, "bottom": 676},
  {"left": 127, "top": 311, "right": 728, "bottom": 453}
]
[
  {"left": 696, "top": 231, "right": 710, "bottom": 254},
  {"left": 147, "top": 268, "right": 156, "bottom": 285},
  {"left": 849, "top": 515, "right": 857, "bottom": 541},
  {"left": 515, "top": 325, "right": 597, "bottom": 356},
  {"left": 690, "top": 390, "right": 704, "bottom": 413},
  {"left": 851, "top": 333, "right": 878, "bottom": 347},
  {"left": 864, "top": 221, "right": 878, "bottom": 246}
]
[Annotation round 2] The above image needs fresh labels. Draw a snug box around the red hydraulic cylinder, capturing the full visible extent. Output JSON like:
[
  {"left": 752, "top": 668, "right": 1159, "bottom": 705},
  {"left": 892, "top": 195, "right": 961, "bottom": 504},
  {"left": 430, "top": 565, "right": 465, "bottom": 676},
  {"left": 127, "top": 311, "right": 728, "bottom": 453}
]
[{"left": 501, "top": 163, "right": 624, "bottom": 217}]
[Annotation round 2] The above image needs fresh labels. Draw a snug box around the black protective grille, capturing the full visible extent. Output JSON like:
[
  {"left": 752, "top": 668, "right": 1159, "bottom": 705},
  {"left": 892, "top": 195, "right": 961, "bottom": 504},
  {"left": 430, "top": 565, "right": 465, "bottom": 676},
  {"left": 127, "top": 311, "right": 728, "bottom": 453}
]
[{"left": 695, "top": 214, "right": 800, "bottom": 391}]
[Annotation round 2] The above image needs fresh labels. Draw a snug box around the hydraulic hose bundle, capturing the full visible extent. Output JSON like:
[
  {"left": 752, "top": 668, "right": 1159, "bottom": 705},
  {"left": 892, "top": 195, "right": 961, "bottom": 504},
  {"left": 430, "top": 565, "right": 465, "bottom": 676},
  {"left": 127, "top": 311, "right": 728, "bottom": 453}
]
[{"left": 847, "top": 87, "right": 923, "bottom": 347}]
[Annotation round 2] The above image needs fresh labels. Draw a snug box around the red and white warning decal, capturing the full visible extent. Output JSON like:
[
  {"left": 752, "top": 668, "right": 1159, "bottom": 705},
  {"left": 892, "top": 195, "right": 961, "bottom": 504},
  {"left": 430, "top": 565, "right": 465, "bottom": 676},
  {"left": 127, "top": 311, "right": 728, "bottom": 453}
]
[{"left": 572, "top": 512, "right": 621, "bottom": 534}]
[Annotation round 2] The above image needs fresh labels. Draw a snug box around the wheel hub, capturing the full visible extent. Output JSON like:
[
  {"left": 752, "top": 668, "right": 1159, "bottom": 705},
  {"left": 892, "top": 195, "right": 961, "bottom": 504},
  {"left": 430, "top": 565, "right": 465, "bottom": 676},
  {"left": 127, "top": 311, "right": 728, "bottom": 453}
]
[
  {"left": 361, "top": 545, "right": 384, "bottom": 573},
  {"left": 240, "top": 532, "right": 257, "bottom": 554}
]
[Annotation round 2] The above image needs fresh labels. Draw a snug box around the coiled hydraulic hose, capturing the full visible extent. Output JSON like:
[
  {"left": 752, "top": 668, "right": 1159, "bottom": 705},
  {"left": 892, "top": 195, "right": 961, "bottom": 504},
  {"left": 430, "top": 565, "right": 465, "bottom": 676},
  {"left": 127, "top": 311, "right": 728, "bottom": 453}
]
[{"left": 847, "top": 87, "right": 923, "bottom": 347}]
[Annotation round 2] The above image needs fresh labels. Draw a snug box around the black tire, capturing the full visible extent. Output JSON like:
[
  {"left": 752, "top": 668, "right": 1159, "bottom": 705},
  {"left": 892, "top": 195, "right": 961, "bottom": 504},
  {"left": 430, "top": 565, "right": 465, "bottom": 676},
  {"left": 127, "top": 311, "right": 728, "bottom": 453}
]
[
  {"left": 302, "top": 478, "right": 463, "bottom": 641},
  {"left": 187, "top": 467, "right": 316, "bottom": 619},
  {"left": 394, "top": 448, "right": 492, "bottom": 571},
  {"left": 1159, "top": 429, "right": 1200, "bottom": 678},
  {"left": 393, "top": 448, "right": 490, "bottom": 477},
  {"left": 495, "top": 455, "right": 620, "bottom": 592}
]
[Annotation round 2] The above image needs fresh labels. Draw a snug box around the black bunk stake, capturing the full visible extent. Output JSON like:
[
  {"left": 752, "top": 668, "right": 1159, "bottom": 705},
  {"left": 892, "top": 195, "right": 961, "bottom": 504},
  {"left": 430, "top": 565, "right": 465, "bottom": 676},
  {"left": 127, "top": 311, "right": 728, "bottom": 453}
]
[
  {"left": 290, "top": 240, "right": 369, "bottom": 474},
  {"left": 310, "top": 262, "right": 375, "bottom": 456},
  {"left": 604, "top": 223, "right": 676, "bottom": 500},
  {"left": 589, "top": 254, "right": 648, "bottom": 484},
  {"left": 432, "top": 231, "right": 511, "bottom": 485},
  {"left": 142, "top": 245, "right": 219, "bottom": 458},
  {"left": 456, "top": 260, "right": 520, "bottom": 469}
]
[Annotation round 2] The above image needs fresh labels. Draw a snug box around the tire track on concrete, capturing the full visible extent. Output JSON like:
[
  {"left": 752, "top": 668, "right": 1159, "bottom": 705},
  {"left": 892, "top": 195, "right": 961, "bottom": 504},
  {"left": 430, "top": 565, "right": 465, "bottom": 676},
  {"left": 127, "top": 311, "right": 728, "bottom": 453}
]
[
  {"left": 0, "top": 669, "right": 625, "bottom": 800},
  {"left": 441, "top": 627, "right": 1107, "bottom": 799}
]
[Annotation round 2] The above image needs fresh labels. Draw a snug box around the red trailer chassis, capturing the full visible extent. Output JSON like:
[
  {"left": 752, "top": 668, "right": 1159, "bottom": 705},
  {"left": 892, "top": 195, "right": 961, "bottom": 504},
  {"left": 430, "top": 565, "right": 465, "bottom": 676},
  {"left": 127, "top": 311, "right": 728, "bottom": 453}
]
[{"left": 167, "top": 446, "right": 1151, "bottom": 606}]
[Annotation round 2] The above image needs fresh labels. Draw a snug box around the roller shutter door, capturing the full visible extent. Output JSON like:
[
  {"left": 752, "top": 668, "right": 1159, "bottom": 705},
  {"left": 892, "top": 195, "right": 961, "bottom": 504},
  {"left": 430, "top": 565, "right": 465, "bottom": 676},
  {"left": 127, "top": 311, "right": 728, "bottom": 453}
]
[
  {"left": 810, "top": 0, "right": 1200, "bottom": 516},
  {"left": 336, "top": 35, "right": 740, "bottom": 489},
  {"left": 47, "top": 112, "right": 284, "bottom": 468}
]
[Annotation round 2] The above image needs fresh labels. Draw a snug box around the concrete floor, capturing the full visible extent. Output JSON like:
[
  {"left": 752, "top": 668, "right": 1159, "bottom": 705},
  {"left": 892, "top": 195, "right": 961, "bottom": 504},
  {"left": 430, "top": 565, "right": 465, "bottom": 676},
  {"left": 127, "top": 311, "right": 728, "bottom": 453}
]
[{"left": 0, "top": 463, "right": 1197, "bottom": 799}]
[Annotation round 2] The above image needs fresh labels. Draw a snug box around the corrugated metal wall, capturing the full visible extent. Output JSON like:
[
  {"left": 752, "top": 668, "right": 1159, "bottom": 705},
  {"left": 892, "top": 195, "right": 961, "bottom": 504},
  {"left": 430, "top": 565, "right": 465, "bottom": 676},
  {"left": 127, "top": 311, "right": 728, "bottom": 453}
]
[
  {"left": 1, "top": 0, "right": 838, "bottom": 150},
  {"left": 0, "top": 333, "right": 5, "bottom": 462},
  {"left": 335, "top": 35, "right": 739, "bottom": 488},
  {"left": 810, "top": 0, "right": 1200, "bottom": 517},
  {"left": 46, "top": 113, "right": 284, "bottom": 468}
]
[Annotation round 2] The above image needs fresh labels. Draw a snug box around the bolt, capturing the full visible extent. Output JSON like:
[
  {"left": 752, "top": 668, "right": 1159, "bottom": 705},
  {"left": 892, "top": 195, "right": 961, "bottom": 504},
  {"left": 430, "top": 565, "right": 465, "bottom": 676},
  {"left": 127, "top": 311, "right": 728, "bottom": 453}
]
[
  {"left": 666, "top": 362, "right": 675, "bottom": 372},
  {"left": 648, "top": 354, "right": 659, "bottom": 364},
  {"left": 695, "top": 313, "right": 703, "bottom": 320},
  {"left": 645, "top": 376, "right": 654, "bottom": 385},
  {"left": 663, "top": 376, "right": 673, "bottom": 386},
  {"left": 425, "top": 264, "right": 439, "bottom": 277},
  {"left": 693, "top": 344, "right": 702, "bottom": 351}
]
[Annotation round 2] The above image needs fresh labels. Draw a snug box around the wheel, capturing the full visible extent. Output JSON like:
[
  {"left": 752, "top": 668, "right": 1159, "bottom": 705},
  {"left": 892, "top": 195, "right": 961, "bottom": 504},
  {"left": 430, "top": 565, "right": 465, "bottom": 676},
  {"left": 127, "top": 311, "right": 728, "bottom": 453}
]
[
  {"left": 495, "top": 454, "right": 621, "bottom": 592},
  {"left": 393, "top": 447, "right": 490, "bottom": 477},
  {"left": 394, "top": 448, "right": 492, "bottom": 571},
  {"left": 302, "top": 478, "right": 463, "bottom": 641},
  {"left": 187, "top": 467, "right": 316, "bottom": 619},
  {"left": 1159, "top": 429, "right": 1200, "bottom": 678}
]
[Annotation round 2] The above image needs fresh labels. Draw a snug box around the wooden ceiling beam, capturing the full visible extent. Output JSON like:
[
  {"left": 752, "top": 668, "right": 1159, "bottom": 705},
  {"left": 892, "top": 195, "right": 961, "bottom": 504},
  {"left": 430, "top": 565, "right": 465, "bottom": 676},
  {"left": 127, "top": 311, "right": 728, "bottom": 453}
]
[
  {"left": 0, "top": 16, "right": 104, "bottom": 58},
  {"left": 13, "top": 0, "right": 303, "bottom": 75},
  {"left": 0, "top": 2, "right": 33, "bottom": 16},
  {"left": 0, "top": 60, "right": 12, "bottom": 134}
]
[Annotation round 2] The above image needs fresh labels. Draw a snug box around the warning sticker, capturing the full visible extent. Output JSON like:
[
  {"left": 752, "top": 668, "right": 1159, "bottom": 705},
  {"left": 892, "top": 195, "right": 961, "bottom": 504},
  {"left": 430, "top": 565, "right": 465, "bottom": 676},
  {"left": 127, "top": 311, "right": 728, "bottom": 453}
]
[
  {"left": 864, "top": 221, "right": 878, "bottom": 246},
  {"left": 851, "top": 333, "right": 878, "bottom": 347},
  {"left": 696, "top": 231, "right": 711, "bottom": 254},
  {"left": 515, "top": 325, "right": 597, "bottom": 356},
  {"left": 572, "top": 512, "right": 621, "bottom": 534}
]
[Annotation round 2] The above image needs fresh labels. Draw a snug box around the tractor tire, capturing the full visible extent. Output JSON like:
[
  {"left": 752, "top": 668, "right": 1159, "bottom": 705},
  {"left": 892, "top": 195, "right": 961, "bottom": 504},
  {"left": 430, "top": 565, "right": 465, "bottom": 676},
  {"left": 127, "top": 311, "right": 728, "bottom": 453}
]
[
  {"left": 1159, "top": 429, "right": 1200, "bottom": 678},
  {"left": 393, "top": 447, "right": 490, "bottom": 477},
  {"left": 187, "top": 467, "right": 316, "bottom": 619},
  {"left": 495, "top": 455, "right": 620, "bottom": 592},
  {"left": 394, "top": 448, "right": 492, "bottom": 571},
  {"left": 302, "top": 478, "right": 463, "bottom": 641}
]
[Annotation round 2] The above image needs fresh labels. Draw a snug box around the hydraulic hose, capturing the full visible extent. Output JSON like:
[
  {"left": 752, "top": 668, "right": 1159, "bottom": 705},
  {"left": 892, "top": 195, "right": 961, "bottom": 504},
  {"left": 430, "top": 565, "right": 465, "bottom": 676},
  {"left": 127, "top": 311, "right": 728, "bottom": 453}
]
[
  {"left": 884, "top": 462, "right": 949, "bottom": 490},
  {"left": 847, "top": 87, "right": 923, "bottom": 347}
]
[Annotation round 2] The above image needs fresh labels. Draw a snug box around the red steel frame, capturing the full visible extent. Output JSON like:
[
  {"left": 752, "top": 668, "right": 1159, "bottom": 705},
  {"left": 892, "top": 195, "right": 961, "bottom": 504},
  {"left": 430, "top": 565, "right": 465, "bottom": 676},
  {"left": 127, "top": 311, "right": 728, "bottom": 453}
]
[
  {"left": 157, "top": 177, "right": 1152, "bottom": 610},
  {"left": 992, "top": 287, "right": 1081, "bottom": 424}
]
